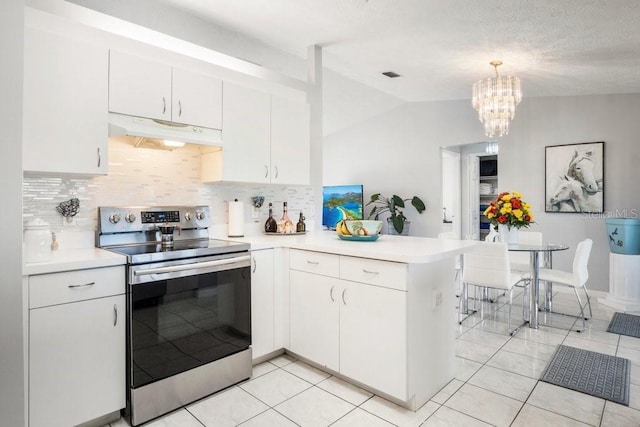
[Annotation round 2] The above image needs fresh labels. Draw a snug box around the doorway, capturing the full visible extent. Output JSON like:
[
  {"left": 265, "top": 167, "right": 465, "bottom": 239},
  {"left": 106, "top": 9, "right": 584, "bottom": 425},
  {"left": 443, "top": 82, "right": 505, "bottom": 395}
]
[
  {"left": 440, "top": 148, "right": 461, "bottom": 238},
  {"left": 442, "top": 142, "right": 499, "bottom": 241}
]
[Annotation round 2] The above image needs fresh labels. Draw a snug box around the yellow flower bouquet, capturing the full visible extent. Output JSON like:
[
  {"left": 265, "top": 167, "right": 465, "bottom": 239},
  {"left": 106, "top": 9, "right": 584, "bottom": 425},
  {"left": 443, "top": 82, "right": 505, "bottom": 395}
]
[{"left": 483, "top": 191, "right": 533, "bottom": 229}]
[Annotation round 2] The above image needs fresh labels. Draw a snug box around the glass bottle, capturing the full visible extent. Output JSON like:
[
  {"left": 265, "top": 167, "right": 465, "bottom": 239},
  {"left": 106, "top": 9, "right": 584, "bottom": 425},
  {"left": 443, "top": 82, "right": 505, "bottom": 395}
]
[
  {"left": 280, "top": 202, "right": 294, "bottom": 233},
  {"left": 264, "top": 202, "right": 278, "bottom": 233},
  {"left": 296, "top": 212, "right": 306, "bottom": 233}
]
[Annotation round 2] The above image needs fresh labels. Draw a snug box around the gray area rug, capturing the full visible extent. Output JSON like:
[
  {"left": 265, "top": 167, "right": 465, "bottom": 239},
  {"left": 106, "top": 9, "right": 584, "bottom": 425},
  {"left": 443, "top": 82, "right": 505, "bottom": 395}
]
[
  {"left": 607, "top": 312, "right": 640, "bottom": 338},
  {"left": 540, "top": 345, "right": 630, "bottom": 406}
]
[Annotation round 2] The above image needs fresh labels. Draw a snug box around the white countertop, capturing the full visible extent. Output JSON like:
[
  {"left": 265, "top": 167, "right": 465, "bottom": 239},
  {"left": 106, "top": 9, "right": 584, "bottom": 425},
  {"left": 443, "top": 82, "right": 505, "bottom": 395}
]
[
  {"left": 23, "top": 230, "right": 477, "bottom": 276},
  {"left": 219, "top": 230, "right": 479, "bottom": 264},
  {"left": 23, "top": 248, "right": 127, "bottom": 276}
]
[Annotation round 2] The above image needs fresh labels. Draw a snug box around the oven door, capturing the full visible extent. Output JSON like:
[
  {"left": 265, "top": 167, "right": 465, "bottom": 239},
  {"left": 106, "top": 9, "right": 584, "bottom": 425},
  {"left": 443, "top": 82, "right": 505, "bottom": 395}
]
[{"left": 127, "top": 253, "right": 251, "bottom": 389}]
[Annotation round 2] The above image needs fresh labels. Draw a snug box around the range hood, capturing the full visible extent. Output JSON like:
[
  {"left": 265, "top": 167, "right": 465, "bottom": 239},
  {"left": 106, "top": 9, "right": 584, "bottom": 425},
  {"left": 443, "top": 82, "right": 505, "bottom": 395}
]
[{"left": 108, "top": 112, "right": 223, "bottom": 147}]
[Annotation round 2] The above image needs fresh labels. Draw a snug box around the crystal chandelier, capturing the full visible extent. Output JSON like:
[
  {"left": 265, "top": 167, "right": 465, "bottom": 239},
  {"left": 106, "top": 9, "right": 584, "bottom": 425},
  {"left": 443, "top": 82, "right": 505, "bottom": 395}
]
[{"left": 472, "top": 61, "right": 522, "bottom": 138}]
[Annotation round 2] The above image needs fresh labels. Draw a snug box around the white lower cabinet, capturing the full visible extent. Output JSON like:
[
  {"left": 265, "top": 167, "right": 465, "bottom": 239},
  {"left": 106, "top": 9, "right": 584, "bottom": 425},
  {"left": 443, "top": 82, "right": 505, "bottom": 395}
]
[
  {"left": 289, "top": 270, "right": 340, "bottom": 371},
  {"left": 251, "top": 249, "right": 276, "bottom": 360},
  {"left": 339, "top": 281, "right": 407, "bottom": 399},
  {"left": 28, "top": 266, "right": 125, "bottom": 427},
  {"left": 289, "top": 250, "right": 408, "bottom": 400}
]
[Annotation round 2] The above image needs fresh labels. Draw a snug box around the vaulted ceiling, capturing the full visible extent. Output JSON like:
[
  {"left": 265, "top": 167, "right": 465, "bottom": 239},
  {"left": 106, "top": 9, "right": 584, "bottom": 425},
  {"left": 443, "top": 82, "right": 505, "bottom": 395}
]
[{"left": 150, "top": 0, "right": 640, "bottom": 102}]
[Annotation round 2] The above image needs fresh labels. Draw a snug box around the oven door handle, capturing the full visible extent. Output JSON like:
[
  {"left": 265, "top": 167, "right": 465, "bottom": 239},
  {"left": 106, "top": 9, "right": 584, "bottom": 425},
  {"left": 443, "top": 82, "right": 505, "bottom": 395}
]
[{"left": 133, "top": 255, "right": 251, "bottom": 276}]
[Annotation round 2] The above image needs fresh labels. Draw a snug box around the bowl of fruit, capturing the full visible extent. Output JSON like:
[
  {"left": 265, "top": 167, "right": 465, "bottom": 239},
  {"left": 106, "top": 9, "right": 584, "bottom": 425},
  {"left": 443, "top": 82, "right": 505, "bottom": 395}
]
[{"left": 335, "top": 220, "right": 383, "bottom": 241}]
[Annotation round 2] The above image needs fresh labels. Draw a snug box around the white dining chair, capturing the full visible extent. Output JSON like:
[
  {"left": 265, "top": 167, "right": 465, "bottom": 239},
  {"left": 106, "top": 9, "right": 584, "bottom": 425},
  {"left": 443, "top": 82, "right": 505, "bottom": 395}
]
[
  {"left": 536, "top": 238, "right": 593, "bottom": 332},
  {"left": 459, "top": 242, "right": 528, "bottom": 334}
]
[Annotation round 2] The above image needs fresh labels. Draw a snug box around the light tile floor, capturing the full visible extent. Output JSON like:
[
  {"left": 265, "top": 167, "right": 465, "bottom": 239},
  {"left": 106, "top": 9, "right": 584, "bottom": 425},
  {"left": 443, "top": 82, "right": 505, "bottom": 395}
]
[{"left": 106, "top": 290, "right": 640, "bottom": 426}]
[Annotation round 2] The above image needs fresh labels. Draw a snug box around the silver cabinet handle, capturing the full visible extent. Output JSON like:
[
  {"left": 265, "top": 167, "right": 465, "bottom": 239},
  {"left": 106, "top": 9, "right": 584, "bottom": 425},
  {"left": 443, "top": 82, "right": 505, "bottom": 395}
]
[
  {"left": 306, "top": 260, "right": 319, "bottom": 265},
  {"left": 68, "top": 282, "right": 95, "bottom": 289},
  {"left": 252, "top": 256, "right": 257, "bottom": 274},
  {"left": 178, "top": 100, "right": 182, "bottom": 117},
  {"left": 97, "top": 147, "right": 101, "bottom": 168},
  {"left": 264, "top": 165, "right": 269, "bottom": 178},
  {"left": 330, "top": 285, "right": 335, "bottom": 302},
  {"left": 274, "top": 166, "right": 279, "bottom": 179},
  {"left": 342, "top": 288, "right": 347, "bottom": 305},
  {"left": 162, "top": 97, "right": 166, "bottom": 114},
  {"left": 362, "top": 269, "right": 379, "bottom": 275},
  {"left": 113, "top": 304, "right": 118, "bottom": 326}
]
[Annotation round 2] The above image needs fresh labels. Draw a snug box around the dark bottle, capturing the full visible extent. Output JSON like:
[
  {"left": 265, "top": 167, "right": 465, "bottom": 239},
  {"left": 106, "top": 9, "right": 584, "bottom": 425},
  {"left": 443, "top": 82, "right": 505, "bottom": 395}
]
[
  {"left": 296, "top": 212, "right": 306, "bottom": 233},
  {"left": 264, "top": 202, "right": 278, "bottom": 233}
]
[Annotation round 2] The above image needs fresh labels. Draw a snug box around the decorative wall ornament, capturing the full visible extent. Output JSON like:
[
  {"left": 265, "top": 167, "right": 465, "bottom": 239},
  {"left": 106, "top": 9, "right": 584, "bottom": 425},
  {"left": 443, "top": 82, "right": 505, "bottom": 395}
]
[
  {"left": 545, "top": 141, "right": 604, "bottom": 213},
  {"left": 56, "top": 198, "right": 80, "bottom": 221}
]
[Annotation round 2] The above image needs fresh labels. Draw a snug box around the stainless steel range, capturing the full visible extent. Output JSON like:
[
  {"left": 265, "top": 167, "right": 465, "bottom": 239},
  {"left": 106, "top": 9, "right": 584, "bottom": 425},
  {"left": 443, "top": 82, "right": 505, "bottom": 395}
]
[{"left": 97, "top": 206, "right": 251, "bottom": 426}]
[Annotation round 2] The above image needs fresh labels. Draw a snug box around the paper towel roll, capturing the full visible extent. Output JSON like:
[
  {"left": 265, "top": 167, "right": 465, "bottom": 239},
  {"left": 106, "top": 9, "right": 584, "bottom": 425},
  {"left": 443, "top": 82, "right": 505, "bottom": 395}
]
[{"left": 228, "top": 200, "right": 244, "bottom": 237}]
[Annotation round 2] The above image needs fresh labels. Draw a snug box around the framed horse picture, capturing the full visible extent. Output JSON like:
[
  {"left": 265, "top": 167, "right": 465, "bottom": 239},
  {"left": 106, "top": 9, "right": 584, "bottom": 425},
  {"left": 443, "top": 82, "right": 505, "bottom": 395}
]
[{"left": 545, "top": 141, "right": 604, "bottom": 213}]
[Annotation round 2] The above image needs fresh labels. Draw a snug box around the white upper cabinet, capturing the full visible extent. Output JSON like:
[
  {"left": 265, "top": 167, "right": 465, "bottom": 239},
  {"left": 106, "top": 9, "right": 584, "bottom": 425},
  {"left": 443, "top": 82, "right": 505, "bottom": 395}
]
[
  {"left": 109, "top": 50, "right": 222, "bottom": 129},
  {"left": 203, "top": 82, "right": 271, "bottom": 183},
  {"left": 201, "top": 83, "right": 310, "bottom": 185},
  {"left": 172, "top": 67, "right": 223, "bottom": 129},
  {"left": 23, "top": 27, "right": 109, "bottom": 174},
  {"left": 109, "top": 50, "right": 172, "bottom": 122},
  {"left": 270, "top": 96, "right": 310, "bottom": 185}
]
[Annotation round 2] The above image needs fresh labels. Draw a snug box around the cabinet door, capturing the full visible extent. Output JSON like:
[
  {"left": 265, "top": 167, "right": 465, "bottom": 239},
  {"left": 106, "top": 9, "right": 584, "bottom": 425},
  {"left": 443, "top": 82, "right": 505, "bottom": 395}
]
[
  {"left": 251, "top": 249, "right": 275, "bottom": 360},
  {"left": 289, "top": 270, "right": 339, "bottom": 371},
  {"left": 29, "top": 295, "right": 126, "bottom": 427},
  {"left": 23, "top": 27, "right": 108, "bottom": 174},
  {"left": 340, "top": 280, "right": 408, "bottom": 400},
  {"left": 219, "top": 82, "right": 271, "bottom": 183},
  {"left": 172, "top": 67, "right": 222, "bottom": 129},
  {"left": 270, "top": 96, "right": 310, "bottom": 185},
  {"left": 109, "top": 50, "right": 172, "bottom": 121}
]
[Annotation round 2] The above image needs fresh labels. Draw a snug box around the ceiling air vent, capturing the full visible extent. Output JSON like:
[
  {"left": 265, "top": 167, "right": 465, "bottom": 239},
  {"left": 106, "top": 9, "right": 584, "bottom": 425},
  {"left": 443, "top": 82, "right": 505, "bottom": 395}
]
[{"left": 382, "top": 71, "right": 401, "bottom": 78}]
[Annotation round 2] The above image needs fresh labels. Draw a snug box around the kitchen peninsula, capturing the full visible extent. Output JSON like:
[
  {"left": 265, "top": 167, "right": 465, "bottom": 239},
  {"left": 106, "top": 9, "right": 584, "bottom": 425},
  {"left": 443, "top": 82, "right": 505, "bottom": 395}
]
[{"left": 220, "top": 231, "right": 478, "bottom": 411}]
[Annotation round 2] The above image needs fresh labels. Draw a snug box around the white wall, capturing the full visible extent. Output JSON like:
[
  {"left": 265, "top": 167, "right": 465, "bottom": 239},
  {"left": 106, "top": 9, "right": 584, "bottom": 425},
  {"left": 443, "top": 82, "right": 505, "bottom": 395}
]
[
  {"left": 324, "top": 99, "right": 485, "bottom": 236},
  {"left": 0, "top": 0, "right": 25, "bottom": 425},
  {"left": 323, "top": 69, "right": 404, "bottom": 137},
  {"left": 325, "top": 93, "right": 640, "bottom": 292}
]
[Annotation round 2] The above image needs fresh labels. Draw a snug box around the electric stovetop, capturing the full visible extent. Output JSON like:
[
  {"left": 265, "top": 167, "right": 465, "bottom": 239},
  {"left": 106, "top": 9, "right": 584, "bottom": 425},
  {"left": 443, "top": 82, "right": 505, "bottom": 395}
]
[{"left": 104, "top": 239, "right": 249, "bottom": 265}]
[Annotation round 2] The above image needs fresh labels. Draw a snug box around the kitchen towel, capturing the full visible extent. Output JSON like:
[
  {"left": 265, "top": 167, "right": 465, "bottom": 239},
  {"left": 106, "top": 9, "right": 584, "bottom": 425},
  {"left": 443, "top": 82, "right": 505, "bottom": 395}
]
[{"left": 228, "top": 200, "right": 244, "bottom": 237}]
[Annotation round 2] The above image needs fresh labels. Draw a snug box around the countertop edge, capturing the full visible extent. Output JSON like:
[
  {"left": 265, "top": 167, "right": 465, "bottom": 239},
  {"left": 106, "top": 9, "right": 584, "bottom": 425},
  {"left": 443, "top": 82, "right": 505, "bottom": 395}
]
[
  {"left": 23, "top": 232, "right": 480, "bottom": 276},
  {"left": 23, "top": 248, "right": 127, "bottom": 276},
  {"left": 217, "top": 231, "right": 480, "bottom": 263}
]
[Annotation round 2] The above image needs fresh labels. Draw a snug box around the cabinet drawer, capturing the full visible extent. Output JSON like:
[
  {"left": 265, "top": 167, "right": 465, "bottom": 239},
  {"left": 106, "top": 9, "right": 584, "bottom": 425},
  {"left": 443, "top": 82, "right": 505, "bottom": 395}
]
[
  {"left": 29, "top": 266, "right": 125, "bottom": 309},
  {"left": 340, "top": 256, "right": 407, "bottom": 291},
  {"left": 290, "top": 249, "right": 339, "bottom": 277}
]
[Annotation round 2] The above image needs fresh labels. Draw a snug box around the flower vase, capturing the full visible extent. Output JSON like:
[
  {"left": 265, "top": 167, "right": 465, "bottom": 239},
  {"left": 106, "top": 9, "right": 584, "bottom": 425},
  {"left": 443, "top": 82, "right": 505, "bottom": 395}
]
[{"left": 498, "top": 224, "right": 519, "bottom": 244}]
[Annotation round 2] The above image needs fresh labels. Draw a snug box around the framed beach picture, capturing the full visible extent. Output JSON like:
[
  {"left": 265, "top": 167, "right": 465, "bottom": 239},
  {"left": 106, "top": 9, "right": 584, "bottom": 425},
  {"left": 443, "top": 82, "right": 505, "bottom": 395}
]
[{"left": 545, "top": 141, "right": 604, "bottom": 213}]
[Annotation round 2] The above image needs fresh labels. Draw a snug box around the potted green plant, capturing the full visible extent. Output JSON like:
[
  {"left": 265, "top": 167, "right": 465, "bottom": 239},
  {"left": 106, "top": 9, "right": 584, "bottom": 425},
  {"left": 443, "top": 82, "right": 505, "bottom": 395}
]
[{"left": 366, "top": 193, "right": 426, "bottom": 235}]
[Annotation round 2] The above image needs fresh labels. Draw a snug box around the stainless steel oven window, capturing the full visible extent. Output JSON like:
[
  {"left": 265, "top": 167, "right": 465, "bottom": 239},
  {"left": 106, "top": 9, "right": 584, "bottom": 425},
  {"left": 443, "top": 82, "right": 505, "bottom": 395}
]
[{"left": 128, "top": 264, "right": 251, "bottom": 388}]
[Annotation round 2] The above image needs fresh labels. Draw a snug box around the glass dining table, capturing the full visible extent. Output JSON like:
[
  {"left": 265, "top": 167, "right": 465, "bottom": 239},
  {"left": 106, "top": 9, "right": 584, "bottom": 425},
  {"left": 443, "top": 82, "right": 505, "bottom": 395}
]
[{"left": 508, "top": 242, "right": 569, "bottom": 332}]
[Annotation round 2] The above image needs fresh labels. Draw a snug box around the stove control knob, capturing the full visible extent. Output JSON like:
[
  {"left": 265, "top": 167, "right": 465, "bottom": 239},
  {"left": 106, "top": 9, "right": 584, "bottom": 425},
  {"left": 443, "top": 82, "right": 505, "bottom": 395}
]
[
  {"left": 195, "top": 211, "right": 205, "bottom": 221},
  {"left": 109, "top": 213, "right": 121, "bottom": 224},
  {"left": 125, "top": 213, "right": 136, "bottom": 223},
  {"left": 184, "top": 212, "right": 192, "bottom": 221}
]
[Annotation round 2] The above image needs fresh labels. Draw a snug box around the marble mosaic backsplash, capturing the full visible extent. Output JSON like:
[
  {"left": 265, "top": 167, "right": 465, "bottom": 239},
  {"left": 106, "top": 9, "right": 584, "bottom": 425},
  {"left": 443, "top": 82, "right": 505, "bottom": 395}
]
[{"left": 23, "top": 138, "right": 314, "bottom": 234}]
